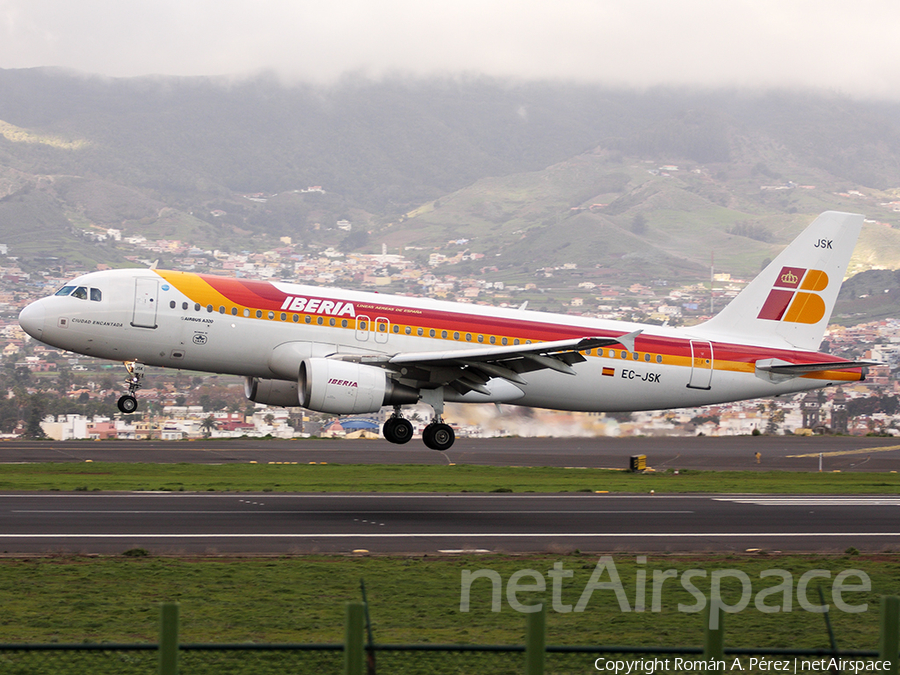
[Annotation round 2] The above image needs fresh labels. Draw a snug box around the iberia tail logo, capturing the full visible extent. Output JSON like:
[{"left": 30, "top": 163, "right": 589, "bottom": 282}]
[{"left": 757, "top": 267, "right": 829, "bottom": 324}]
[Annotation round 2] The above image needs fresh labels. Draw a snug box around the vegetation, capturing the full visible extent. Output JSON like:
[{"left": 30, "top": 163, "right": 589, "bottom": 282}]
[
  {"left": 0, "top": 554, "right": 895, "bottom": 646},
  {"left": 0, "top": 462, "right": 898, "bottom": 493}
]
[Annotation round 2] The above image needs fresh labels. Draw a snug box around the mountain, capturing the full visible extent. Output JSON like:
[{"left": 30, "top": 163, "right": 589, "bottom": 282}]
[{"left": 3, "top": 69, "right": 900, "bottom": 284}]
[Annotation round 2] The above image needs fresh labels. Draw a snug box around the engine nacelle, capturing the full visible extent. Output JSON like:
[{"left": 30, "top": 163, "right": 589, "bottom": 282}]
[
  {"left": 244, "top": 377, "right": 300, "bottom": 407},
  {"left": 299, "top": 358, "right": 418, "bottom": 414}
]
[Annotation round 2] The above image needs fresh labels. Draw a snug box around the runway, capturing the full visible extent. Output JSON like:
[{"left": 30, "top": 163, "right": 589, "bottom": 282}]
[
  {"left": 1, "top": 491, "right": 898, "bottom": 555},
  {"left": 2, "top": 437, "right": 897, "bottom": 555},
  {"left": 3, "top": 435, "right": 900, "bottom": 471}
]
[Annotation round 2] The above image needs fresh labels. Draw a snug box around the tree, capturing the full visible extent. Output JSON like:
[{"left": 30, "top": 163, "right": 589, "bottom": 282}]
[
  {"left": 631, "top": 213, "right": 648, "bottom": 235},
  {"left": 765, "top": 401, "right": 785, "bottom": 435},
  {"left": 200, "top": 416, "right": 217, "bottom": 439},
  {"left": 22, "top": 394, "right": 47, "bottom": 439}
]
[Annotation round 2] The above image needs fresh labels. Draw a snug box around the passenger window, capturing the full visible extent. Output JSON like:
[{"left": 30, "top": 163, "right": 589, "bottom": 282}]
[
  {"left": 206, "top": 304, "right": 213, "bottom": 312},
  {"left": 182, "top": 302, "right": 188, "bottom": 310},
  {"left": 194, "top": 303, "right": 201, "bottom": 311},
  {"left": 243, "top": 309, "right": 250, "bottom": 317},
  {"left": 54, "top": 286, "right": 75, "bottom": 297},
  {"left": 90, "top": 288, "right": 102, "bottom": 302},
  {"left": 169, "top": 301, "right": 176, "bottom": 309},
  {"left": 231, "top": 307, "right": 238, "bottom": 316},
  {"left": 72, "top": 287, "right": 88, "bottom": 300}
]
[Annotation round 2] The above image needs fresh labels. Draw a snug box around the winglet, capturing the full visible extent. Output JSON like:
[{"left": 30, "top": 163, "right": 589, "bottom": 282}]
[{"left": 615, "top": 329, "right": 642, "bottom": 352}]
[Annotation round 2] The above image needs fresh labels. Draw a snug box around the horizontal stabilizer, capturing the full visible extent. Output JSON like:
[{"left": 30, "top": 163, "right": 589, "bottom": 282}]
[
  {"left": 755, "top": 357, "right": 878, "bottom": 383},
  {"left": 755, "top": 359, "right": 879, "bottom": 375}
]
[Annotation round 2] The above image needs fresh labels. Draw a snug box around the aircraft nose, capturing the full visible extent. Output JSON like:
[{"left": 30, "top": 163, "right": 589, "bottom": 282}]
[{"left": 18, "top": 301, "right": 45, "bottom": 341}]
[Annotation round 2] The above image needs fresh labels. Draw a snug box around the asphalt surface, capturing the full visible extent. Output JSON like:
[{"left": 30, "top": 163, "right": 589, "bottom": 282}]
[
  {"left": 2, "top": 435, "right": 900, "bottom": 471},
  {"left": 1, "top": 436, "right": 898, "bottom": 555},
  {"left": 1, "top": 491, "right": 898, "bottom": 555}
]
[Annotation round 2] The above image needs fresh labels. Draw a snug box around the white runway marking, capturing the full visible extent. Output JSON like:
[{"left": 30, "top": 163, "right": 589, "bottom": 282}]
[
  {"left": 9, "top": 509, "right": 694, "bottom": 515},
  {"left": 714, "top": 497, "right": 900, "bottom": 506}
]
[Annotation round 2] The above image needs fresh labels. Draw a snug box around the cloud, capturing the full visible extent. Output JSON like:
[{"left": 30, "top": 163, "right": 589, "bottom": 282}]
[{"left": 2, "top": 0, "right": 900, "bottom": 98}]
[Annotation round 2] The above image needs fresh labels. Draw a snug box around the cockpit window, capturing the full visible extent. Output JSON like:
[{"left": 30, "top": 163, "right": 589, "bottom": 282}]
[
  {"left": 90, "top": 288, "right": 102, "bottom": 302},
  {"left": 55, "top": 286, "right": 75, "bottom": 297},
  {"left": 71, "top": 286, "right": 88, "bottom": 300}
]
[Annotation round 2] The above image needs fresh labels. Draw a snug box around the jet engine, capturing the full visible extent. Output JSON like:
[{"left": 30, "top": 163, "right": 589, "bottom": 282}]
[
  {"left": 298, "top": 358, "right": 419, "bottom": 414},
  {"left": 244, "top": 377, "right": 301, "bottom": 407}
]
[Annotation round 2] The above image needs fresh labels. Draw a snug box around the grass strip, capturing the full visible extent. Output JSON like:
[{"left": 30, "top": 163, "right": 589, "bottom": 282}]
[
  {"left": 0, "top": 554, "right": 894, "bottom": 647},
  {"left": 0, "top": 462, "right": 898, "bottom": 493}
]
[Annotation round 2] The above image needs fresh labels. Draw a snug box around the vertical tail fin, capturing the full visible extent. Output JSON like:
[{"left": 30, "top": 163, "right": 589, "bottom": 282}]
[{"left": 695, "top": 211, "right": 864, "bottom": 351}]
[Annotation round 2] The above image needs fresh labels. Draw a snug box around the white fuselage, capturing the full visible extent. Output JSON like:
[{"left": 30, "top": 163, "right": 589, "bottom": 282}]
[{"left": 18, "top": 268, "right": 859, "bottom": 414}]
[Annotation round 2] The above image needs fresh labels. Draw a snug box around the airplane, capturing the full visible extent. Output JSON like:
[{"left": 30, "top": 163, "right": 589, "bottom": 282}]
[{"left": 17, "top": 211, "right": 876, "bottom": 450}]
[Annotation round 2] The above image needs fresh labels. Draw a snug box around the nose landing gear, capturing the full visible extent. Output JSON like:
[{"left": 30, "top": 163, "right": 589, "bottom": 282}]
[{"left": 117, "top": 361, "right": 145, "bottom": 414}]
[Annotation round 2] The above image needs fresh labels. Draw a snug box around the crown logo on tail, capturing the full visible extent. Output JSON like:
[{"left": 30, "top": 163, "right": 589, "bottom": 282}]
[
  {"left": 780, "top": 271, "right": 798, "bottom": 285},
  {"left": 758, "top": 267, "right": 829, "bottom": 323}
]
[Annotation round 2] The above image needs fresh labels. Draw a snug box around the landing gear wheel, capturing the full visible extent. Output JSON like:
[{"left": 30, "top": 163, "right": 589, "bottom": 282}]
[
  {"left": 117, "top": 395, "right": 138, "bottom": 414},
  {"left": 383, "top": 417, "right": 413, "bottom": 444},
  {"left": 422, "top": 422, "right": 454, "bottom": 451}
]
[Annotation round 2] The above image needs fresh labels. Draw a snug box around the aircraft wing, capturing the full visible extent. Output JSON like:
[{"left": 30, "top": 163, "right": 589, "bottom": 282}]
[{"left": 339, "top": 330, "right": 642, "bottom": 395}]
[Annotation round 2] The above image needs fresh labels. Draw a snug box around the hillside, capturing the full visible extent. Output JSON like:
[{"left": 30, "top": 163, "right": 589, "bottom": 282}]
[{"left": 2, "top": 70, "right": 900, "bottom": 286}]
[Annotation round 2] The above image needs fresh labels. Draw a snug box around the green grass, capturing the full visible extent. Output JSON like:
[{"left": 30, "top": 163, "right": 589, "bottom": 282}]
[
  {"left": 0, "top": 554, "right": 896, "bottom": 647},
  {"left": 0, "top": 462, "right": 898, "bottom": 493}
]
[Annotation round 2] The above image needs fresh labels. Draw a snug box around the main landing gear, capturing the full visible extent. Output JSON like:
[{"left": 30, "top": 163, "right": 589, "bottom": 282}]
[
  {"left": 383, "top": 391, "right": 457, "bottom": 451},
  {"left": 117, "top": 361, "right": 145, "bottom": 414},
  {"left": 383, "top": 408, "right": 414, "bottom": 444},
  {"left": 413, "top": 389, "right": 456, "bottom": 451}
]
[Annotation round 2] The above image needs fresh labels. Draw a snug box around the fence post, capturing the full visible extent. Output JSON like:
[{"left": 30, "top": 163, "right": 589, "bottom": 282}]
[
  {"left": 703, "top": 603, "right": 724, "bottom": 663},
  {"left": 525, "top": 605, "right": 546, "bottom": 675},
  {"left": 345, "top": 602, "right": 365, "bottom": 675},
  {"left": 880, "top": 596, "right": 900, "bottom": 675},
  {"left": 159, "top": 602, "right": 179, "bottom": 675}
]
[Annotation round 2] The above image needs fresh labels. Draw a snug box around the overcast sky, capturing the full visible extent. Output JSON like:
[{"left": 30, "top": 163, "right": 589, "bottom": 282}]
[{"left": 2, "top": 0, "right": 899, "bottom": 98}]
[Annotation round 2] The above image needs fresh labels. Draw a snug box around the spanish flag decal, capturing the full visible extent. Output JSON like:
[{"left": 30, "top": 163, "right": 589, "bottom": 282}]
[
  {"left": 602, "top": 367, "right": 615, "bottom": 377},
  {"left": 757, "top": 267, "right": 828, "bottom": 324}
]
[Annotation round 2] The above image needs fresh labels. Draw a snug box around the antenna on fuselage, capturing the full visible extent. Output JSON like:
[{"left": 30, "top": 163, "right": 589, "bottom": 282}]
[{"left": 149, "top": 259, "right": 159, "bottom": 270}]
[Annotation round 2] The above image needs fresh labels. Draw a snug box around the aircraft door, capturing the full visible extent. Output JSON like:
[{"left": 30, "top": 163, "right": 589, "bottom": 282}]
[
  {"left": 687, "top": 340, "right": 713, "bottom": 390},
  {"left": 374, "top": 317, "right": 390, "bottom": 344},
  {"left": 131, "top": 278, "right": 159, "bottom": 329},
  {"left": 355, "top": 315, "right": 370, "bottom": 341}
]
